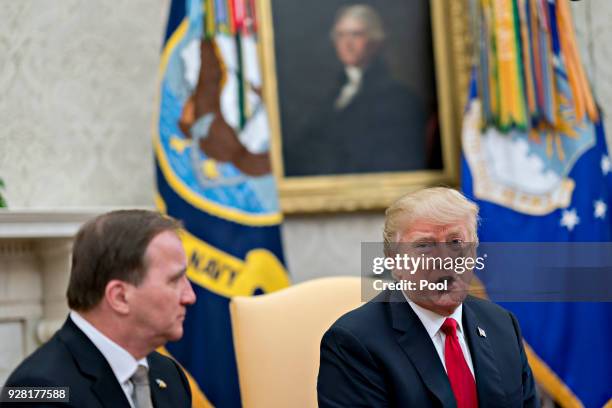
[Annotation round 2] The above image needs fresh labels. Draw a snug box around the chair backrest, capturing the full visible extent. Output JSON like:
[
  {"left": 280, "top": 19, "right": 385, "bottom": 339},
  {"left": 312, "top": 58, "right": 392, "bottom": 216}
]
[{"left": 229, "top": 276, "right": 363, "bottom": 408}]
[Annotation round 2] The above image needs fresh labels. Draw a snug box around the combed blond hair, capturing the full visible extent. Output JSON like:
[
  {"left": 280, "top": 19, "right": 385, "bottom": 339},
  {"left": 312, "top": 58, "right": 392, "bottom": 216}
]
[{"left": 383, "top": 187, "right": 479, "bottom": 256}]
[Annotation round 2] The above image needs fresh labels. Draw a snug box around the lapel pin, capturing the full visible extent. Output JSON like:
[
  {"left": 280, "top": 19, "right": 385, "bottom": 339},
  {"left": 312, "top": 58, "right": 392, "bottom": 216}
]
[
  {"left": 477, "top": 326, "right": 487, "bottom": 338},
  {"left": 155, "top": 379, "right": 167, "bottom": 389}
]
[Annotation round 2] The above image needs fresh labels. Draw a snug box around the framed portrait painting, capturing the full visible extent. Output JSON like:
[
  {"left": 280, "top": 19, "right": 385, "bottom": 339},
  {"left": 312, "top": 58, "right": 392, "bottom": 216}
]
[{"left": 257, "top": 0, "right": 472, "bottom": 212}]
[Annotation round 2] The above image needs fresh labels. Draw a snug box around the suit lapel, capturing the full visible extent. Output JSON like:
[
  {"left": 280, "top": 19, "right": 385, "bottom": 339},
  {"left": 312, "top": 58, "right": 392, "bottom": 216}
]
[
  {"left": 462, "top": 300, "right": 507, "bottom": 407},
  {"left": 90, "top": 373, "right": 132, "bottom": 408},
  {"left": 389, "top": 292, "right": 456, "bottom": 407},
  {"left": 58, "top": 318, "right": 132, "bottom": 408},
  {"left": 148, "top": 356, "right": 171, "bottom": 408}
]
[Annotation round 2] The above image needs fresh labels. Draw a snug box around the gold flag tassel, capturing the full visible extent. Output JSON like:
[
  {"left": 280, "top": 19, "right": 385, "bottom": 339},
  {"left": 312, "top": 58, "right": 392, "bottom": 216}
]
[{"left": 557, "top": 0, "right": 598, "bottom": 123}]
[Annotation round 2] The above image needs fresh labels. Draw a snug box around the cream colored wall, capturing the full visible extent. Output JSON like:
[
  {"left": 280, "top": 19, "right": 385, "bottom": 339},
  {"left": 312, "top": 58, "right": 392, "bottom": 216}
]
[
  {"left": 0, "top": 0, "right": 169, "bottom": 207},
  {"left": 0, "top": 0, "right": 382, "bottom": 285},
  {"left": 0, "top": 0, "right": 609, "bottom": 395},
  {"left": 0, "top": 1, "right": 610, "bottom": 281}
]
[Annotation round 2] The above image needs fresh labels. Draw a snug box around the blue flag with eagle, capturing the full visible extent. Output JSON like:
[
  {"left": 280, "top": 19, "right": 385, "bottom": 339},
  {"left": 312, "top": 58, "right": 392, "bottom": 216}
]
[
  {"left": 462, "top": 0, "right": 611, "bottom": 406},
  {"left": 153, "top": 0, "right": 290, "bottom": 406}
]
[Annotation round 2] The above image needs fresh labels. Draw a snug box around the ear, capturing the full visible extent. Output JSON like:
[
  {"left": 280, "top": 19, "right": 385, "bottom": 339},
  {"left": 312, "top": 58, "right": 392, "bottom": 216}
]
[{"left": 104, "top": 280, "right": 131, "bottom": 315}]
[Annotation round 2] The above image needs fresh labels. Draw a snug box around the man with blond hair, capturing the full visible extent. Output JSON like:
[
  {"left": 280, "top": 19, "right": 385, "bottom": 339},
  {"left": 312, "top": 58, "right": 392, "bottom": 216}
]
[{"left": 318, "top": 187, "right": 537, "bottom": 407}]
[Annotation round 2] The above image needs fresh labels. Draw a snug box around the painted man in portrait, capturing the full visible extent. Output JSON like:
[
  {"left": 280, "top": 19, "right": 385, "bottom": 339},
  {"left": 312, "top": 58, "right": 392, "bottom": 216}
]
[{"left": 286, "top": 4, "right": 427, "bottom": 176}]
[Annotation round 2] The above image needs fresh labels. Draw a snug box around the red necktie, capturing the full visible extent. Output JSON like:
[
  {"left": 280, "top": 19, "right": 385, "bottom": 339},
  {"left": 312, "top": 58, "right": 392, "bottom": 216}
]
[{"left": 441, "top": 318, "right": 478, "bottom": 408}]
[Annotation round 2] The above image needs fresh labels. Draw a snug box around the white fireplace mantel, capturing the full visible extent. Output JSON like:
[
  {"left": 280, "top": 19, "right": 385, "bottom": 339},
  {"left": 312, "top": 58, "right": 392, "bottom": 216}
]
[
  {"left": 0, "top": 208, "right": 119, "bottom": 384},
  {"left": 0, "top": 208, "right": 131, "bottom": 239}
]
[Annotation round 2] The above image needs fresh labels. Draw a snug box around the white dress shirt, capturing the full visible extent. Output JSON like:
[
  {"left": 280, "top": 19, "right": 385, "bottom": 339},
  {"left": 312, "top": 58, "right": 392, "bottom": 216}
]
[
  {"left": 70, "top": 311, "right": 148, "bottom": 408},
  {"left": 334, "top": 66, "right": 363, "bottom": 110},
  {"left": 402, "top": 295, "right": 476, "bottom": 378}
]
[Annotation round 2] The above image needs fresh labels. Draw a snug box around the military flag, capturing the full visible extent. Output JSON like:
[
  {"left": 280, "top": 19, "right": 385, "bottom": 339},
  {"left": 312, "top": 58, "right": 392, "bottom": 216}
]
[
  {"left": 153, "top": 0, "right": 290, "bottom": 406},
  {"left": 463, "top": 0, "right": 611, "bottom": 406}
]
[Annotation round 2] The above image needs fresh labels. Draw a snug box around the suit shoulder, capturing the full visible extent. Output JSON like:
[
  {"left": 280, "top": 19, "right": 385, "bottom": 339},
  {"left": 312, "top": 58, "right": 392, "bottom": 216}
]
[
  {"left": 325, "top": 296, "right": 389, "bottom": 339},
  {"left": 464, "top": 295, "right": 512, "bottom": 317}
]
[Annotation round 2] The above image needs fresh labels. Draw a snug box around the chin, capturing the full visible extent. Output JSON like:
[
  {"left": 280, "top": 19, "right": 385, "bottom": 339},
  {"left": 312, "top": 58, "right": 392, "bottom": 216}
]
[
  {"left": 434, "top": 292, "right": 466, "bottom": 310},
  {"left": 414, "top": 291, "right": 463, "bottom": 315},
  {"left": 339, "top": 56, "right": 358, "bottom": 66},
  {"left": 167, "top": 329, "right": 183, "bottom": 342},
  {"left": 435, "top": 298, "right": 462, "bottom": 309}
]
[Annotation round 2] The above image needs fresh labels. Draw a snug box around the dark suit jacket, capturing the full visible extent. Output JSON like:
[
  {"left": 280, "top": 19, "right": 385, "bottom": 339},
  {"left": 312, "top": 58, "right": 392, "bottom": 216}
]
[
  {"left": 2, "top": 317, "right": 191, "bottom": 408},
  {"left": 285, "top": 58, "right": 427, "bottom": 176},
  {"left": 318, "top": 292, "right": 537, "bottom": 407}
]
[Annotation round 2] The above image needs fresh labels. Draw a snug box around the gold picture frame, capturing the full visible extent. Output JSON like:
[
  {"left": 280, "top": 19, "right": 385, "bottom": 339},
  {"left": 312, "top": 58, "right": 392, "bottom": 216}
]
[{"left": 257, "top": 0, "right": 472, "bottom": 213}]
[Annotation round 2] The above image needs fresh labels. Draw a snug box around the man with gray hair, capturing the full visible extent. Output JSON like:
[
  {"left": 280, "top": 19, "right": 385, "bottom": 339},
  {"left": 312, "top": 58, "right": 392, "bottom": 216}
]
[
  {"left": 287, "top": 4, "right": 426, "bottom": 176},
  {"left": 330, "top": 5, "right": 386, "bottom": 109},
  {"left": 318, "top": 187, "right": 537, "bottom": 407}
]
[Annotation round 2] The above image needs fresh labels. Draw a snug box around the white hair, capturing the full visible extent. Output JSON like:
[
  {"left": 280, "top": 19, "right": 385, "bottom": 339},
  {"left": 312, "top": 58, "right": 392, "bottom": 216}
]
[{"left": 332, "top": 4, "right": 386, "bottom": 42}]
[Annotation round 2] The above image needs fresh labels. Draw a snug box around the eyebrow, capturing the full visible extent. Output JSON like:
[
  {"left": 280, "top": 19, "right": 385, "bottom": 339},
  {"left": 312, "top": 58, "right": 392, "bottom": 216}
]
[
  {"left": 169, "top": 267, "right": 187, "bottom": 281},
  {"left": 445, "top": 228, "right": 466, "bottom": 237},
  {"left": 405, "top": 228, "right": 466, "bottom": 241},
  {"left": 404, "top": 233, "right": 436, "bottom": 241}
]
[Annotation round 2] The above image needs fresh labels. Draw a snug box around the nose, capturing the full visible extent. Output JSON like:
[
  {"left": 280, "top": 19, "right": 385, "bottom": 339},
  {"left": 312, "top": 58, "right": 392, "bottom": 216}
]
[{"left": 181, "top": 276, "right": 197, "bottom": 305}]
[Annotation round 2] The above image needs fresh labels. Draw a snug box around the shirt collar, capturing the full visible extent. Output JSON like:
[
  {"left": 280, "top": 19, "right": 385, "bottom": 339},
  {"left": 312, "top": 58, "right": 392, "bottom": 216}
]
[
  {"left": 402, "top": 291, "right": 464, "bottom": 339},
  {"left": 344, "top": 66, "right": 363, "bottom": 84},
  {"left": 70, "top": 311, "right": 148, "bottom": 384}
]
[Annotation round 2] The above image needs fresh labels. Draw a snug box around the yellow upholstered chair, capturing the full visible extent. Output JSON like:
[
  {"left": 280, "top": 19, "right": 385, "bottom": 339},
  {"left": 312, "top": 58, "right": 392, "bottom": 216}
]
[{"left": 229, "top": 276, "right": 364, "bottom": 408}]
